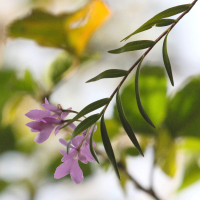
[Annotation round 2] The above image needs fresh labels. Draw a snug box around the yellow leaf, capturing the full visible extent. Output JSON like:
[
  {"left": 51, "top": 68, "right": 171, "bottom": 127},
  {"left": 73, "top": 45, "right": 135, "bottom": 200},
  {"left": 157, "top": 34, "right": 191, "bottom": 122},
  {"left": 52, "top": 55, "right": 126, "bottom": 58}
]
[
  {"left": 64, "top": 0, "right": 110, "bottom": 55},
  {"left": 8, "top": 0, "right": 110, "bottom": 56}
]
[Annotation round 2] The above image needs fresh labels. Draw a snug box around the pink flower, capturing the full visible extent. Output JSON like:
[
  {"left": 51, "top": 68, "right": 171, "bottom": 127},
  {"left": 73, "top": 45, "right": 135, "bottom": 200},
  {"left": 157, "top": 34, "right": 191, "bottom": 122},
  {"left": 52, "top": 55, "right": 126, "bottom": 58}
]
[
  {"left": 25, "top": 98, "right": 75, "bottom": 143},
  {"left": 42, "top": 98, "right": 63, "bottom": 116},
  {"left": 54, "top": 134, "right": 96, "bottom": 184}
]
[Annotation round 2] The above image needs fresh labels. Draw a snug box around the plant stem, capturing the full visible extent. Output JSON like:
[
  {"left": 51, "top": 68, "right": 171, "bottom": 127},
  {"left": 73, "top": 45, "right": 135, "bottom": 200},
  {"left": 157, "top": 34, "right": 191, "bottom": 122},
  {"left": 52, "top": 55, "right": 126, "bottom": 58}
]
[
  {"left": 101, "top": 0, "right": 198, "bottom": 115},
  {"left": 117, "top": 161, "right": 160, "bottom": 200}
]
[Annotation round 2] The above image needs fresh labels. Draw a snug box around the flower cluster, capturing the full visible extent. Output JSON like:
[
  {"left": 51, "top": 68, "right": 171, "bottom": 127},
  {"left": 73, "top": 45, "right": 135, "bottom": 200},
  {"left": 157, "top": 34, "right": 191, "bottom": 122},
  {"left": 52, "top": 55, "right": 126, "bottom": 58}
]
[{"left": 25, "top": 98, "right": 96, "bottom": 184}]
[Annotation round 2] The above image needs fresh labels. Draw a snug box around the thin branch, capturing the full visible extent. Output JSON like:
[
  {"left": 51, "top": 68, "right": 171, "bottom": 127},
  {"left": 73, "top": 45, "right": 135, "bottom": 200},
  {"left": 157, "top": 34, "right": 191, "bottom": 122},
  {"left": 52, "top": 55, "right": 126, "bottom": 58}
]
[
  {"left": 101, "top": 0, "right": 198, "bottom": 115},
  {"left": 117, "top": 161, "right": 160, "bottom": 200}
]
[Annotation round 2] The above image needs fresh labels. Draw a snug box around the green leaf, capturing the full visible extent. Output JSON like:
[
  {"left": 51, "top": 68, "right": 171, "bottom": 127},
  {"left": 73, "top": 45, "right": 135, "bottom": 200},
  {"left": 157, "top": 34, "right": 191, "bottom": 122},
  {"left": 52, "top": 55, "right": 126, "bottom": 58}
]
[
  {"left": 62, "top": 98, "right": 109, "bottom": 129},
  {"left": 155, "top": 19, "right": 176, "bottom": 27},
  {"left": 8, "top": 9, "right": 68, "bottom": 49},
  {"left": 124, "top": 147, "right": 139, "bottom": 156},
  {"left": 163, "top": 32, "right": 174, "bottom": 86},
  {"left": 14, "top": 70, "right": 39, "bottom": 95},
  {"left": 114, "top": 66, "right": 167, "bottom": 134},
  {"left": 178, "top": 137, "right": 200, "bottom": 153},
  {"left": 100, "top": 115, "right": 120, "bottom": 179},
  {"left": 0, "top": 126, "right": 16, "bottom": 154},
  {"left": 93, "top": 119, "right": 121, "bottom": 142},
  {"left": 0, "top": 180, "right": 9, "bottom": 192},
  {"left": 165, "top": 76, "right": 200, "bottom": 138},
  {"left": 86, "top": 69, "right": 128, "bottom": 83},
  {"left": 135, "top": 58, "right": 155, "bottom": 128},
  {"left": 121, "top": 4, "right": 191, "bottom": 41},
  {"left": 108, "top": 40, "right": 155, "bottom": 54},
  {"left": 89, "top": 125, "right": 99, "bottom": 163},
  {"left": 49, "top": 52, "right": 73, "bottom": 85},
  {"left": 155, "top": 129, "right": 176, "bottom": 177},
  {"left": 71, "top": 114, "right": 100, "bottom": 139},
  {"left": 178, "top": 157, "right": 200, "bottom": 191},
  {"left": 116, "top": 91, "right": 143, "bottom": 156}
]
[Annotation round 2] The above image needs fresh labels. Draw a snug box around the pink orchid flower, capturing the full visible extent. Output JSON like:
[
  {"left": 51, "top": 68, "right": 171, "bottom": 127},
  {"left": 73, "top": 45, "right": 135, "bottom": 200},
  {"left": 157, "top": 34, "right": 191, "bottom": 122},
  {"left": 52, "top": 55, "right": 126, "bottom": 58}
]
[
  {"left": 25, "top": 99, "right": 75, "bottom": 143},
  {"left": 54, "top": 135, "right": 96, "bottom": 184}
]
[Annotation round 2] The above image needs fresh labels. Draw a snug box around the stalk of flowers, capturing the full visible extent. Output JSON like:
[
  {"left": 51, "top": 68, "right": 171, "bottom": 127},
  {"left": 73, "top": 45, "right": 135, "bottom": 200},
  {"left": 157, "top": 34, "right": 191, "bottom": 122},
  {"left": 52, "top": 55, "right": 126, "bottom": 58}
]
[
  {"left": 54, "top": 128, "right": 96, "bottom": 184},
  {"left": 25, "top": 98, "right": 97, "bottom": 184}
]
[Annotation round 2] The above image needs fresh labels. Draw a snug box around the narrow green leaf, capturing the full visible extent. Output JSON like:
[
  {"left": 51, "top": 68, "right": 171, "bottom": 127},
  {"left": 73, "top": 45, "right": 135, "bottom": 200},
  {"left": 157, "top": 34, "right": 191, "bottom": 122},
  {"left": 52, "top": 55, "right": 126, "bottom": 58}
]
[
  {"left": 61, "top": 98, "right": 110, "bottom": 129},
  {"left": 116, "top": 91, "right": 144, "bottom": 156},
  {"left": 155, "top": 19, "right": 176, "bottom": 27},
  {"left": 108, "top": 40, "right": 155, "bottom": 54},
  {"left": 86, "top": 69, "right": 128, "bottom": 83},
  {"left": 72, "top": 114, "right": 100, "bottom": 139},
  {"left": 100, "top": 115, "right": 120, "bottom": 179},
  {"left": 163, "top": 32, "right": 174, "bottom": 86},
  {"left": 67, "top": 114, "right": 100, "bottom": 154},
  {"left": 89, "top": 125, "right": 99, "bottom": 163},
  {"left": 135, "top": 58, "right": 155, "bottom": 128},
  {"left": 121, "top": 4, "right": 191, "bottom": 41}
]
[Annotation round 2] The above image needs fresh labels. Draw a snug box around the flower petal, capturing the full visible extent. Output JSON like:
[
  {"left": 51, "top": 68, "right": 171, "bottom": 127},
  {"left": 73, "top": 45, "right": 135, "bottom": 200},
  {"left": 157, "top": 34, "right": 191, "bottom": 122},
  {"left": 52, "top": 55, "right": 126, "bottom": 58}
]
[
  {"left": 71, "top": 135, "right": 84, "bottom": 147},
  {"left": 43, "top": 117, "right": 61, "bottom": 124},
  {"left": 45, "top": 98, "right": 49, "bottom": 104},
  {"left": 34, "top": 126, "right": 54, "bottom": 143},
  {"left": 54, "top": 124, "right": 62, "bottom": 135},
  {"left": 60, "top": 150, "right": 67, "bottom": 156},
  {"left": 78, "top": 152, "right": 87, "bottom": 164},
  {"left": 81, "top": 145, "right": 95, "bottom": 162},
  {"left": 26, "top": 121, "right": 45, "bottom": 131},
  {"left": 69, "top": 123, "right": 76, "bottom": 130},
  {"left": 30, "top": 128, "right": 39, "bottom": 132},
  {"left": 25, "top": 110, "right": 51, "bottom": 121},
  {"left": 42, "top": 103, "right": 60, "bottom": 112},
  {"left": 59, "top": 138, "right": 68, "bottom": 147},
  {"left": 54, "top": 160, "right": 72, "bottom": 179},
  {"left": 61, "top": 149, "right": 77, "bottom": 162},
  {"left": 70, "top": 159, "right": 83, "bottom": 184},
  {"left": 61, "top": 107, "right": 72, "bottom": 120}
]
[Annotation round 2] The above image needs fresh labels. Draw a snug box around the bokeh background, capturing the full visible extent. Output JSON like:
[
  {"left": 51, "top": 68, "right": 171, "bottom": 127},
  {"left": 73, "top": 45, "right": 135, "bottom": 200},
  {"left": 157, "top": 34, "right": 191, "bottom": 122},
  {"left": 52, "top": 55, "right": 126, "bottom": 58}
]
[{"left": 0, "top": 0, "right": 200, "bottom": 200}]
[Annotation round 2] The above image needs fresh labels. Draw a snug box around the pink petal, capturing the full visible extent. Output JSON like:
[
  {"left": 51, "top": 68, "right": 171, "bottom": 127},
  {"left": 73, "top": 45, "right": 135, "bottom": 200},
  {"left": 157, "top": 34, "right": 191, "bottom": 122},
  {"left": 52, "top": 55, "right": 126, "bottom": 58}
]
[
  {"left": 70, "top": 159, "right": 83, "bottom": 184},
  {"left": 61, "top": 107, "right": 72, "bottom": 120},
  {"left": 42, "top": 103, "right": 60, "bottom": 112},
  {"left": 81, "top": 145, "right": 95, "bottom": 162},
  {"left": 51, "top": 114, "right": 59, "bottom": 118},
  {"left": 59, "top": 150, "right": 67, "bottom": 156},
  {"left": 71, "top": 135, "right": 84, "bottom": 147},
  {"left": 59, "top": 138, "right": 68, "bottom": 147},
  {"left": 69, "top": 123, "right": 76, "bottom": 130},
  {"left": 34, "top": 126, "right": 54, "bottom": 143},
  {"left": 78, "top": 152, "right": 87, "bottom": 164},
  {"left": 61, "top": 150, "right": 77, "bottom": 162},
  {"left": 43, "top": 117, "right": 61, "bottom": 124},
  {"left": 45, "top": 98, "right": 49, "bottom": 104},
  {"left": 54, "top": 125, "right": 62, "bottom": 135},
  {"left": 54, "top": 160, "right": 72, "bottom": 179},
  {"left": 30, "top": 128, "right": 39, "bottom": 132},
  {"left": 25, "top": 110, "right": 51, "bottom": 121},
  {"left": 26, "top": 121, "right": 46, "bottom": 131},
  {"left": 89, "top": 125, "right": 97, "bottom": 134}
]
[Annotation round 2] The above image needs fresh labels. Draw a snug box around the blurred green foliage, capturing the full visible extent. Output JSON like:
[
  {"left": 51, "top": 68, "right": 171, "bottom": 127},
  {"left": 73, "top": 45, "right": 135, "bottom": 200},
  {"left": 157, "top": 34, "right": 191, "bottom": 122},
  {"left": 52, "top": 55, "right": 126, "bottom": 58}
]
[{"left": 49, "top": 52, "right": 73, "bottom": 85}]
